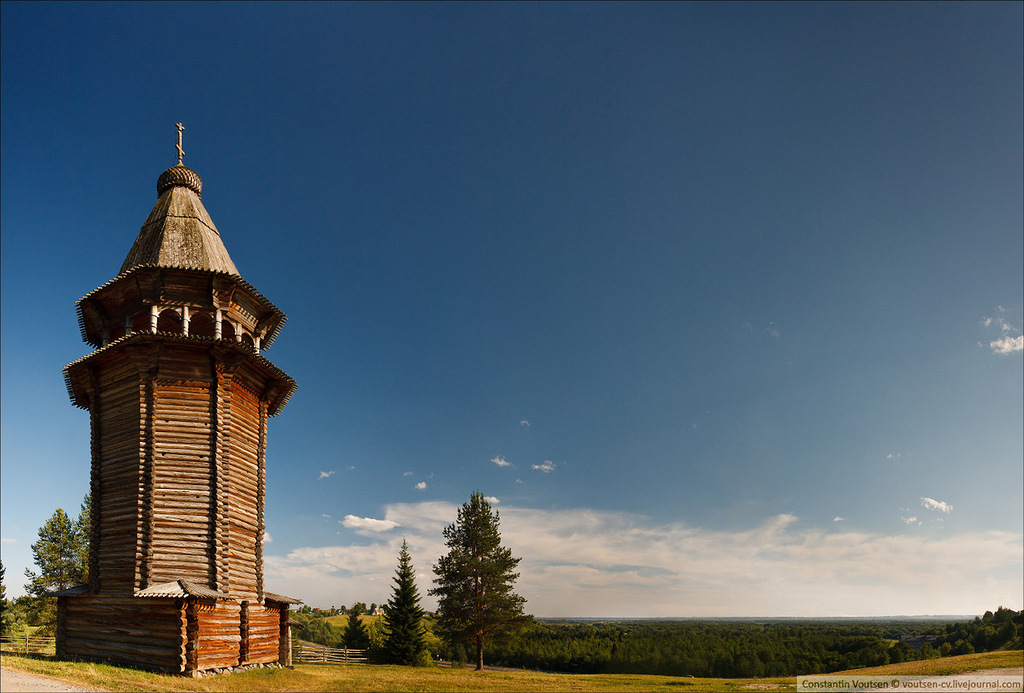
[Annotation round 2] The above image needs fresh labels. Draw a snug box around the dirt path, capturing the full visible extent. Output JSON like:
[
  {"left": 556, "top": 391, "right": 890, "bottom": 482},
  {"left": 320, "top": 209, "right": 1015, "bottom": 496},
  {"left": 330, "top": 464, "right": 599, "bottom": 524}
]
[{"left": 0, "top": 668, "right": 101, "bottom": 693}]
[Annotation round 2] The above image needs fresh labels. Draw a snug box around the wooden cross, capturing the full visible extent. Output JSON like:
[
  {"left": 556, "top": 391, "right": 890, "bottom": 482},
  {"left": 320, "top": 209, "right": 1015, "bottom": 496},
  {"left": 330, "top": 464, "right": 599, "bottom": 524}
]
[{"left": 176, "top": 123, "right": 185, "bottom": 165}]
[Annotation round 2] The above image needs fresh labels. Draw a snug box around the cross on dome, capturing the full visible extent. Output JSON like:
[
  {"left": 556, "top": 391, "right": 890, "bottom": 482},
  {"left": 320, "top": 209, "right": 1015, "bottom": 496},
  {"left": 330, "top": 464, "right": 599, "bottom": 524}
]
[{"left": 176, "top": 122, "right": 185, "bottom": 165}]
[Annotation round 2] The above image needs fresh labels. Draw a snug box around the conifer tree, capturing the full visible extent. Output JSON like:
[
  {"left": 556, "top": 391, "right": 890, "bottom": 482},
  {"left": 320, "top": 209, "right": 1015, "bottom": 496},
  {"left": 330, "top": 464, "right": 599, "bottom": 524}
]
[
  {"left": 75, "top": 493, "right": 91, "bottom": 585},
  {"left": 343, "top": 606, "right": 370, "bottom": 649},
  {"left": 383, "top": 539, "right": 427, "bottom": 665},
  {"left": 24, "top": 507, "right": 85, "bottom": 596},
  {"left": 430, "top": 491, "right": 531, "bottom": 670}
]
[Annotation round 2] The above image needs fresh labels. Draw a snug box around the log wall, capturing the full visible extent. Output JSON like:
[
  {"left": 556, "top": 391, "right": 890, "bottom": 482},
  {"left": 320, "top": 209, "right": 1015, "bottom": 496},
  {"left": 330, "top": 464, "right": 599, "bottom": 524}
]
[
  {"left": 93, "top": 351, "right": 146, "bottom": 595},
  {"left": 227, "top": 381, "right": 262, "bottom": 601},
  {"left": 150, "top": 379, "right": 214, "bottom": 586},
  {"left": 58, "top": 596, "right": 186, "bottom": 672}
]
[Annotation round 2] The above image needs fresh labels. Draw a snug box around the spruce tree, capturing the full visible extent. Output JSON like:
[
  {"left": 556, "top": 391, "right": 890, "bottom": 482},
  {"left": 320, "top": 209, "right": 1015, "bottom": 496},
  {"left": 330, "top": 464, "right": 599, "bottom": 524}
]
[
  {"left": 430, "top": 491, "right": 531, "bottom": 670},
  {"left": 383, "top": 539, "right": 427, "bottom": 665},
  {"left": 343, "top": 607, "right": 370, "bottom": 649}
]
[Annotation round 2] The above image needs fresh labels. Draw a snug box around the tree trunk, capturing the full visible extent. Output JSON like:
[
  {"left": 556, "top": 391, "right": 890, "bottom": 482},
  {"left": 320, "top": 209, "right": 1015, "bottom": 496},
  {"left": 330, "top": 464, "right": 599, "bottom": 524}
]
[{"left": 476, "top": 633, "right": 483, "bottom": 671}]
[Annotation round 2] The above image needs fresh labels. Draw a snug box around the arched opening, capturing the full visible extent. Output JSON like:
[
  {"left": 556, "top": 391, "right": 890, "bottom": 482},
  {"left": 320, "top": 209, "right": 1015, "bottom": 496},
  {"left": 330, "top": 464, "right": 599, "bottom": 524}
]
[
  {"left": 157, "top": 308, "right": 183, "bottom": 334},
  {"left": 189, "top": 311, "right": 216, "bottom": 338},
  {"left": 240, "top": 332, "right": 255, "bottom": 350},
  {"left": 130, "top": 312, "right": 150, "bottom": 334},
  {"left": 221, "top": 320, "right": 236, "bottom": 341}
]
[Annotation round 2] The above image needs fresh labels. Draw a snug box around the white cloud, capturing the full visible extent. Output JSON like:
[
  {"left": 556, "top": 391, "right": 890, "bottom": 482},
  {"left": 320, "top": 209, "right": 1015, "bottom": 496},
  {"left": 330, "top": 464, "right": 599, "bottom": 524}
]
[
  {"left": 886, "top": 453, "right": 902, "bottom": 460},
  {"left": 484, "top": 496, "right": 500, "bottom": 505},
  {"left": 415, "top": 481, "right": 427, "bottom": 490},
  {"left": 1, "top": 538, "right": 15, "bottom": 544},
  {"left": 982, "top": 310, "right": 1023, "bottom": 354},
  {"left": 263, "top": 531, "right": 272, "bottom": 544},
  {"left": 341, "top": 515, "right": 399, "bottom": 533},
  {"left": 491, "top": 456, "right": 511, "bottom": 467},
  {"left": 921, "top": 497, "right": 952, "bottom": 513},
  {"left": 319, "top": 470, "right": 336, "bottom": 479},
  {"left": 833, "top": 517, "right": 845, "bottom": 522},
  {"left": 403, "top": 471, "right": 414, "bottom": 477},
  {"left": 532, "top": 460, "right": 556, "bottom": 473},
  {"left": 321, "top": 514, "right": 331, "bottom": 519},
  {"left": 990, "top": 335, "right": 1023, "bottom": 354},
  {"left": 520, "top": 420, "right": 530, "bottom": 427},
  {"left": 901, "top": 516, "right": 920, "bottom": 525},
  {"left": 265, "top": 502, "right": 1023, "bottom": 617}
]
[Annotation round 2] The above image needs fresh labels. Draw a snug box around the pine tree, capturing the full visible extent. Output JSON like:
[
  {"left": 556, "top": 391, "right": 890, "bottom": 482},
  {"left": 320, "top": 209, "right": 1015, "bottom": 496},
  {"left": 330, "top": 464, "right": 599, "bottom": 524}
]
[
  {"left": 430, "top": 491, "right": 531, "bottom": 670},
  {"left": 24, "top": 507, "right": 86, "bottom": 596},
  {"left": 383, "top": 539, "right": 427, "bottom": 665}
]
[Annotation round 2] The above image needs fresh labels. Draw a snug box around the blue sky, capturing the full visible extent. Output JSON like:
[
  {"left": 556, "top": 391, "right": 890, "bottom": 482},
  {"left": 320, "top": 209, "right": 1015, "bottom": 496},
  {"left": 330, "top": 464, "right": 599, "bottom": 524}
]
[{"left": 2, "top": 2, "right": 1021, "bottom": 617}]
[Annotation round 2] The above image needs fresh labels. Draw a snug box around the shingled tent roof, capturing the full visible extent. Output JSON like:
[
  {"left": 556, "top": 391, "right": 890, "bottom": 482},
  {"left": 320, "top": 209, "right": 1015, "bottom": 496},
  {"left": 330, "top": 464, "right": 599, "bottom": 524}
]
[{"left": 120, "top": 164, "right": 239, "bottom": 275}]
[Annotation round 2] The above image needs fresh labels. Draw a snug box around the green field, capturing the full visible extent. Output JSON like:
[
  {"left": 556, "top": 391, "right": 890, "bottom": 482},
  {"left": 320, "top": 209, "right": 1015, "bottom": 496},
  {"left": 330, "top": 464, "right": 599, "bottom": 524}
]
[{"left": 1, "top": 650, "right": 1019, "bottom": 692}]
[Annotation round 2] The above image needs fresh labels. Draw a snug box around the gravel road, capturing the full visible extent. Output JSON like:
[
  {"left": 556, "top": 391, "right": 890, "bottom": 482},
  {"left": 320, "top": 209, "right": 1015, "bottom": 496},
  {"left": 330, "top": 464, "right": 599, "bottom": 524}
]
[{"left": 0, "top": 668, "right": 100, "bottom": 693}]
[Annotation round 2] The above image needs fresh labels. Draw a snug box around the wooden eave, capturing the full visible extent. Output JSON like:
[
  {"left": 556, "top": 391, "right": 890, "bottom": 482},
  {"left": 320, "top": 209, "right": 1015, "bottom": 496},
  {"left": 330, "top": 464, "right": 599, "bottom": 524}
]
[
  {"left": 136, "top": 579, "right": 231, "bottom": 600},
  {"left": 263, "top": 591, "right": 303, "bottom": 605},
  {"left": 76, "top": 265, "right": 288, "bottom": 349},
  {"left": 64, "top": 332, "right": 297, "bottom": 416}
]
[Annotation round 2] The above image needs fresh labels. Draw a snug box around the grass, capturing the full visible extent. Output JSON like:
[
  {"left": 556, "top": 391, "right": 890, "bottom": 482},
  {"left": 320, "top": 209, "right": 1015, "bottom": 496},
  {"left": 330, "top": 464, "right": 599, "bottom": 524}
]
[
  {"left": 838, "top": 649, "right": 1023, "bottom": 677},
  {"left": 0, "top": 650, "right": 1019, "bottom": 692}
]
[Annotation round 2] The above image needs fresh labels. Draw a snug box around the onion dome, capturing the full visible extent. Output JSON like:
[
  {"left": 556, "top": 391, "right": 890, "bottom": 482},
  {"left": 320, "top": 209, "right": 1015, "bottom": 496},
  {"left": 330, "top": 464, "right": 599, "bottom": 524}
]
[{"left": 157, "top": 164, "right": 203, "bottom": 197}]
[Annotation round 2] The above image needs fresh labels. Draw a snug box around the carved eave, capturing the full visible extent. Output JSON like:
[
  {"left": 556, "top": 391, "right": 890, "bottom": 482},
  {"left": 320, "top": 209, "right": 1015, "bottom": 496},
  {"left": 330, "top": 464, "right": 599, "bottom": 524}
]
[
  {"left": 75, "top": 266, "right": 287, "bottom": 350},
  {"left": 64, "top": 332, "right": 297, "bottom": 416}
]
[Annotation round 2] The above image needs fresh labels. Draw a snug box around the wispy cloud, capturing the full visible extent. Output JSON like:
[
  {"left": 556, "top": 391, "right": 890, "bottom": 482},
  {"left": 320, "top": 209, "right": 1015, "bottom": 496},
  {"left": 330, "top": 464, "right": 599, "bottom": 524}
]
[
  {"left": 766, "top": 322, "right": 780, "bottom": 338},
  {"left": 403, "top": 471, "right": 414, "bottom": 477},
  {"left": 341, "top": 515, "right": 399, "bottom": 533},
  {"left": 520, "top": 420, "right": 530, "bottom": 428},
  {"left": 484, "top": 496, "right": 501, "bottom": 505},
  {"left": 921, "top": 497, "right": 952, "bottom": 513},
  {"left": 833, "top": 517, "right": 845, "bottom": 522},
  {"left": 491, "top": 456, "right": 511, "bottom": 467},
  {"left": 901, "top": 516, "right": 920, "bottom": 525},
  {"left": 1, "top": 538, "right": 15, "bottom": 544},
  {"left": 982, "top": 309, "right": 1023, "bottom": 354},
  {"left": 319, "top": 470, "right": 336, "bottom": 479},
  {"left": 532, "top": 460, "right": 556, "bottom": 473},
  {"left": 266, "top": 502, "right": 1023, "bottom": 617},
  {"left": 886, "top": 453, "right": 902, "bottom": 461},
  {"left": 415, "top": 481, "right": 427, "bottom": 490}
]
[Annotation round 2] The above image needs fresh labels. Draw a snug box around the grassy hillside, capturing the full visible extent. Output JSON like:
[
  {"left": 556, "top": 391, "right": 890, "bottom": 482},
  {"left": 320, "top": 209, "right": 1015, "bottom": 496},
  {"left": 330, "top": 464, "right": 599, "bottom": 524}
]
[{"left": 1, "top": 650, "right": 1019, "bottom": 692}]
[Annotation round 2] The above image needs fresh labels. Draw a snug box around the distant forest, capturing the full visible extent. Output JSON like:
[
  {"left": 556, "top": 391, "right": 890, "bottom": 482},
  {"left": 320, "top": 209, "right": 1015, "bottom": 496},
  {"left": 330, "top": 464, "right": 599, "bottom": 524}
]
[
  {"left": 481, "top": 608, "right": 1023, "bottom": 677},
  {"left": 295, "top": 606, "right": 1023, "bottom": 677}
]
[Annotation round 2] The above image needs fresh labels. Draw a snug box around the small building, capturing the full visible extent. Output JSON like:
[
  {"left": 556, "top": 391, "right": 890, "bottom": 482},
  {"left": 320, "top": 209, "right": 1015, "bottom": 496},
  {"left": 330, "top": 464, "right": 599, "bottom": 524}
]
[
  {"left": 57, "top": 126, "right": 300, "bottom": 674},
  {"left": 899, "top": 634, "right": 939, "bottom": 650}
]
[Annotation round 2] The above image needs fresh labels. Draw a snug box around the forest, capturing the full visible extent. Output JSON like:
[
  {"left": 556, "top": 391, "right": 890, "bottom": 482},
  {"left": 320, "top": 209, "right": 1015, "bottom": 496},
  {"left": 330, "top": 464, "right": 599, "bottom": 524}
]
[
  {"left": 481, "top": 609, "right": 1024, "bottom": 677},
  {"left": 289, "top": 606, "right": 1023, "bottom": 678}
]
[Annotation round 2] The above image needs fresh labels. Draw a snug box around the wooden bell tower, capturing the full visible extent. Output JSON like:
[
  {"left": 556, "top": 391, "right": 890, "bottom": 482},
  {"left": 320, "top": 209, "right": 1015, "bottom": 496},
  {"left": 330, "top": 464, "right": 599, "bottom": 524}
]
[{"left": 58, "top": 125, "right": 300, "bottom": 674}]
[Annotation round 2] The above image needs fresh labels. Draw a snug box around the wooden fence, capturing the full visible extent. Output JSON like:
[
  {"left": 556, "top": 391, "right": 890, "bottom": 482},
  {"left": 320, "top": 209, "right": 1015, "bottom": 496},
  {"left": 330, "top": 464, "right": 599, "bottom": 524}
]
[
  {"left": 294, "top": 642, "right": 369, "bottom": 664},
  {"left": 0, "top": 634, "right": 56, "bottom": 656}
]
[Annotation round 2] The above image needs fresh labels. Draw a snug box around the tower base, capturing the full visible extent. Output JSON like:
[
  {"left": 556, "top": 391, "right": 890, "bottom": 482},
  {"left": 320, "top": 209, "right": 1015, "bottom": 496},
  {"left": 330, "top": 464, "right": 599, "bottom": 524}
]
[{"left": 56, "top": 592, "right": 295, "bottom": 674}]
